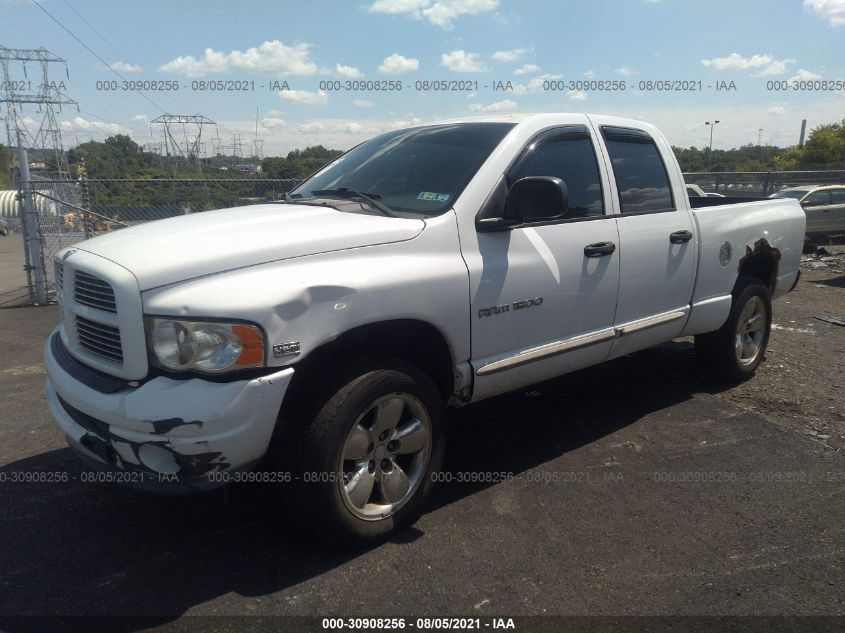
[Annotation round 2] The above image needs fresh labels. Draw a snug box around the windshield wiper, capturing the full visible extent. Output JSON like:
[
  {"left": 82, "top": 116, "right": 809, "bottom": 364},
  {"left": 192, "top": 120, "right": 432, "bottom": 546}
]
[{"left": 310, "top": 188, "right": 395, "bottom": 217}]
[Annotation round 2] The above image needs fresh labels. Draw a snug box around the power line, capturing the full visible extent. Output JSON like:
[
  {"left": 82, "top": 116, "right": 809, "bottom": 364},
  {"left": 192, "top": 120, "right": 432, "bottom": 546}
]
[
  {"left": 28, "top": 0, "right": 165, "bottom": 114},
  {"left": 59, "top": 0, "right": 132, "bottom": 66}
]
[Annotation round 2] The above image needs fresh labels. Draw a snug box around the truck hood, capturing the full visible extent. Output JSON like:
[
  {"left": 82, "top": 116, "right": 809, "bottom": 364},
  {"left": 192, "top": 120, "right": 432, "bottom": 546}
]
[{"left": 77, "top": 203, "right": 425, "bottom": 290}]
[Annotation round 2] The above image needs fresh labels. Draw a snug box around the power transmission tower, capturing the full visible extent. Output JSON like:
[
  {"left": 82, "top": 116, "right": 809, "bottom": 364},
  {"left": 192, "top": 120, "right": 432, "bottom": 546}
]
[
  {"left": 149, "top": 114, "right": 217, "bottom": 174},
  {"left": 1, "top": 45, "right": 79, "bottom": 304},
  {"left": 251, "top": 108, "right": 264, "bottom": 169},
  {"left": 0, "top": 46, "right": 77, "bottom": 177}
]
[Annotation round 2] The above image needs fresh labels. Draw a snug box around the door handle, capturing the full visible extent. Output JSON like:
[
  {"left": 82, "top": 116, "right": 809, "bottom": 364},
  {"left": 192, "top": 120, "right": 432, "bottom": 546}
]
[
  {"left": 584, "top": 241, "right": 616, "bottom": 257},
  {"left": 669, "top": 230, "right": 693, "bottom": 244}
]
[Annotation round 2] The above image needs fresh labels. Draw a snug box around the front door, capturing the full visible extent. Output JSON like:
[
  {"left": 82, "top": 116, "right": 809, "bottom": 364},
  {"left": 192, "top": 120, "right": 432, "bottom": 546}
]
[{"left": 468, "top": 126, "right": 620, "bottom": 400}]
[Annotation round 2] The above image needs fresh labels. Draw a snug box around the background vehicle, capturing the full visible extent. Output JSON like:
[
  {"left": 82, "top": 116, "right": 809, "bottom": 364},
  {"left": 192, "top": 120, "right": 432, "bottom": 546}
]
[
  {"left": 44, "top": 114, "right": 805, "bottom": 545},
  {"left": 687, "top": 184, "right": 725, "bottom": 199},
  {"left": 0, "top": 218, "right": 8, "bottom": 236},
  {"left": 686, "top": 184, "right": 707, "bottom": 198},
  {"left": 770, "top": 185, "right": 845, "bottom": 238}
]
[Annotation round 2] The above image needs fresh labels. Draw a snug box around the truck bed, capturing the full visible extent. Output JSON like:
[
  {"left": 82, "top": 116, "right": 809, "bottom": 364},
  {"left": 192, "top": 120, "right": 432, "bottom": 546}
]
[{"left": 688, "top": 196, "right": 766, "bottom": 208}]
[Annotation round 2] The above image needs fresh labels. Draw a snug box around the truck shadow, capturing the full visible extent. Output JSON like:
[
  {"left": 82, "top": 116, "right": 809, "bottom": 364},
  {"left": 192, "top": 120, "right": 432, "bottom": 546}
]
[{"left": 0, "top": 340, "right": 734, "bottom": 627}]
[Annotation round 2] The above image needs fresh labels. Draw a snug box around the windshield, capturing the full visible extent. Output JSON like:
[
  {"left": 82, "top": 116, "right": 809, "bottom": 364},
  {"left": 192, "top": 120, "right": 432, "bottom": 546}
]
[
  {"left": 771, "top": 190, "right": 808, "bottom": 200},
  {"left": 290, "top": 123, "right": 516, "bottom": 216}
]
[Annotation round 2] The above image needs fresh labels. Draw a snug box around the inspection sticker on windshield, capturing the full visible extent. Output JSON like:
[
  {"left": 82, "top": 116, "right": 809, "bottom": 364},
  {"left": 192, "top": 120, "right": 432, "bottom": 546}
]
[{"left": 417, "top": 191, "right": 450, "bottom": 202}]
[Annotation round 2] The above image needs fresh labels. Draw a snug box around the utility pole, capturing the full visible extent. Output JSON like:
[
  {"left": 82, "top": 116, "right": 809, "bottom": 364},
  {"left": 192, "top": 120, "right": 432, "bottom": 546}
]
[
  {"left": 17, "top": 136, "right": 46, "bottom": 303},
  {"left": 705, "top": 120, "right": 720, "bottom": 170}
]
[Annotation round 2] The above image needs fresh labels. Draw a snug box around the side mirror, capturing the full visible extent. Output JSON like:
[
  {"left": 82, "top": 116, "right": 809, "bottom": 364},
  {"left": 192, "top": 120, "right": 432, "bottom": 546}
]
[
  {"left": 504, "top": 177, "right": 569, "bottom": 224},
  {"left": 475, "top": 176, "right": 570, "bottom": 232}
]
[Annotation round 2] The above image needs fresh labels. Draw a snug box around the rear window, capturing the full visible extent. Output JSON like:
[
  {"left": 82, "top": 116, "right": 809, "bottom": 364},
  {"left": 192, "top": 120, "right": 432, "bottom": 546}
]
[
  {"left": 831, "top": 189, "right": 845, "bottom": 205},
  {"left": 807, "top": 190, "right": 832, "bottom": 206},
  {"left": 602, "top": 127, "right": 674, "bottom": 214},
  {"left": 772, "top": 190, "right": 808, "bottom": 200}
]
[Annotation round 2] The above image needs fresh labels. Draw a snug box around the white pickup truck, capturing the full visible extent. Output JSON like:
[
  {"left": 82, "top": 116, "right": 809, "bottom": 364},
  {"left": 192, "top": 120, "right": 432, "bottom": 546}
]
[{"left": 45, "top": 114, "right": 804, "bottom": 545}]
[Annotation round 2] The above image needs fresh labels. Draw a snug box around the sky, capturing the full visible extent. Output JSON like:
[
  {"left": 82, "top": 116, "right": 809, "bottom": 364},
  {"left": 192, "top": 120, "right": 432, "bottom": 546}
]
[{"left": 1, "top": 0, "right": 844, "bottom": 155}]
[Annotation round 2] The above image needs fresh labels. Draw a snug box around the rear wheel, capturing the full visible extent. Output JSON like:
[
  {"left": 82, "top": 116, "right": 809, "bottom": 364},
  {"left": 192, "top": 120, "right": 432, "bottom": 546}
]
[
  {"left": 278, "top": 358, "right": 445, "bottom": 547},
  {"left": 695, "top": 276, "right": 772, "bottom": 382}
]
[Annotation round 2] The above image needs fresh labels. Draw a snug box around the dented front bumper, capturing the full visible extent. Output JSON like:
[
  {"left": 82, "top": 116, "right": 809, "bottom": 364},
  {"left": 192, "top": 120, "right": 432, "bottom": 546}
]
[{"left": 44, "top": 327, "right": 294, "bottom": 492}]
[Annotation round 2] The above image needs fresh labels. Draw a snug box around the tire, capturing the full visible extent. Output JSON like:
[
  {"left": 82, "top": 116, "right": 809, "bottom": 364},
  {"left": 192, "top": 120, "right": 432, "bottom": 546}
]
[
  {"left": 276, "top": 357, "right": 446, "bottom": 547},
  {"left": 695, "top": 276, "right": 772, "bottom": 382}
]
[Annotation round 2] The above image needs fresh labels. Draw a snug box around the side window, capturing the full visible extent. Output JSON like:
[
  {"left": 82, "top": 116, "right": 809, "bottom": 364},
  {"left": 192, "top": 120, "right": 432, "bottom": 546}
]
[
  {"left": 807, "top": 191, "right": 831, "bottom": 206},
  {"left": 831, "top": 189, "right": 845, "bottom": 205},
  {"left": 510, "top": 132, "right": 604, "bottom": 220},
  {"left": 602, "top": 127, "right": 674, "bottom": 214}
]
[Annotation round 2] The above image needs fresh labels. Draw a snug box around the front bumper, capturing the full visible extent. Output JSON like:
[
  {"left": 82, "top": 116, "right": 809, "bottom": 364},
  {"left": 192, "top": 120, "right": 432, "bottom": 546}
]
[{"left": 44, "top": 327, "right": 294, "bottom": 492}]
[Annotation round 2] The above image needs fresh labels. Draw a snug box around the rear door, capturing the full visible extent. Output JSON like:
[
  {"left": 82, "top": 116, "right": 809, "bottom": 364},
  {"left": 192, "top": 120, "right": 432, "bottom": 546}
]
[
  {"left": 803, "top": 189, "right": 833, "bottom": 233},
  {"left": 830, "top": 188, "right": 845, "bottom": 233},
  {"left": 804, "top": 188, "right": 845, "bottom": 234},
  {"left": 595, "top": 126, "right": 697, "bottom": 358}
]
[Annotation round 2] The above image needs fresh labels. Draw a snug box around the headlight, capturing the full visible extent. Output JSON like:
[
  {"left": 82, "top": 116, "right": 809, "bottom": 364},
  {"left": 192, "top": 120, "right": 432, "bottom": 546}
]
[{"left": 146, "top": 318, "right": 265, "bottom": 374}]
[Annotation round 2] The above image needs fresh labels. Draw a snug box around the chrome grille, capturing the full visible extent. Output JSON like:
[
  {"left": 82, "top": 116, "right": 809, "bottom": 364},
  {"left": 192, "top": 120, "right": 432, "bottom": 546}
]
[
  {"left": 75, "top": 315, "right": 123, "bottom": 365},
  {"left": 74, "top": 270, "right": 117, "bottom": 313}
]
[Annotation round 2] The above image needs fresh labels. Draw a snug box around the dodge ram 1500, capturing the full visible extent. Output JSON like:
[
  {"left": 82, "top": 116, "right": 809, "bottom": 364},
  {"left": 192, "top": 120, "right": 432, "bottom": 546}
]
[{"left": 45, "top": 114, "right": 805, "bottom": 544}]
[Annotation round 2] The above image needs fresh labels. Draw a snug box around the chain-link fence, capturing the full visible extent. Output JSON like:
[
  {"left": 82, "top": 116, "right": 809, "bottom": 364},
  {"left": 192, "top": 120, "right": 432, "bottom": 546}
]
[{"left": 682, "top": 170, "right": 845, "bottom": 197}]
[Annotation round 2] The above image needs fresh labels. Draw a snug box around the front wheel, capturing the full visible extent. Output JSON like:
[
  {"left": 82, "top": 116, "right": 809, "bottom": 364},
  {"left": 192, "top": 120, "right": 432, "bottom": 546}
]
[
  {"left": 278, "top": 358, "right": 446, "bottom": 547},
  {"left": 695, "top": 276, "right": 772, "bottom": 381}
]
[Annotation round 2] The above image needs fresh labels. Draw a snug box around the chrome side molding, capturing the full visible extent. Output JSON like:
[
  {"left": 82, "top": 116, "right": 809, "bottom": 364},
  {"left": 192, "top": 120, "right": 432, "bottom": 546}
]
[
  {"left": 476, "top": 309, "right": 687, "bottom": 376},
  {"left": 476, "top": 329, "right": 616, "bottom": 376}
]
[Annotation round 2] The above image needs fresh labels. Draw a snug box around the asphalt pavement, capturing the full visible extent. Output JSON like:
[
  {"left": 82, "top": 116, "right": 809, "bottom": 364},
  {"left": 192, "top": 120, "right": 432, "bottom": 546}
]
[{"left": 0, "top": 300, "right": 843, "bottom": 629}]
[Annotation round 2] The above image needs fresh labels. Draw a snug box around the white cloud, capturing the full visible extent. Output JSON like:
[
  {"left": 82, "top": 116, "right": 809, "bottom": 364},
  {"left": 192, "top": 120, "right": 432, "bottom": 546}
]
[
  {"left": 514, "top": 63, "right": 540, "bottom": 75},
  {"left": 129, "top": 114, "right": 149, "bottom": 122},
  {"left": 378, "top": 53, "right": 419, "bottom": 75},
  {"left": 768, "top": 106, "right": 787, "bottom": 115},
  {"left": 803, "top": 0, "right": 845, "bottom": 25},
  {"left": 441, "top": 50, "right": 488, "bottom": 72},
  {"left": 468, "top": 99, "right": 517, "bottom": 112},
  {"left": 527, "top": 73, "right": 563, "bottom": 92},
  {"left": 366, "top": 0, "right": 500, "bottom": 30},
  {"left": 752, "top": 59, "right": 795, "bottom": 76},
  {"left": 567, "top": 90, "right": 587, "bottom": 101},
  {"left": 159, "top": 40, "right": 317, "bottom": 77},
  {"left": 491, "top": 48, "right": 526, "bottom": 62},
  {"left": 583, "top": 69, "right": 595, "bottom": 78},
  {"left": 278, "top": 89, "right": 329, "bottom": 106},
  {"left": 60, "top": 116, "right": 125, "bottom": 135},
  {"left": 615, "top": 67, "right": 635, "bottom": 76},
  {"left": 787, "top": 68, "right": 824, "bottom": 82},
  {"left": 112, "top": 61, "right": 142, "bottom": 73},
  {"left": 701, "top": 52, "right": 796, "bottom": 76},
  {"left": 335, "top": 63, "right": 363, "bottom": 79},
  {"left": 353, "top": 99, "right": 375, "bottom": 108},
  {"left": 367, "top": 0, "right": 429, "bottom": 13},
  {"left": 262, "top": 116, "right": 287, "bottom": 128},
  {"left": 700, "top": 52, "right": 768, "bottom": 71}
]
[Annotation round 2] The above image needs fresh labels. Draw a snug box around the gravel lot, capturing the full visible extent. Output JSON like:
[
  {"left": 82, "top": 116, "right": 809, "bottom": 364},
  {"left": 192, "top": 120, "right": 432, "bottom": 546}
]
[{"left": 0, "top": 233, "right": 843, "bottom": 629}]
